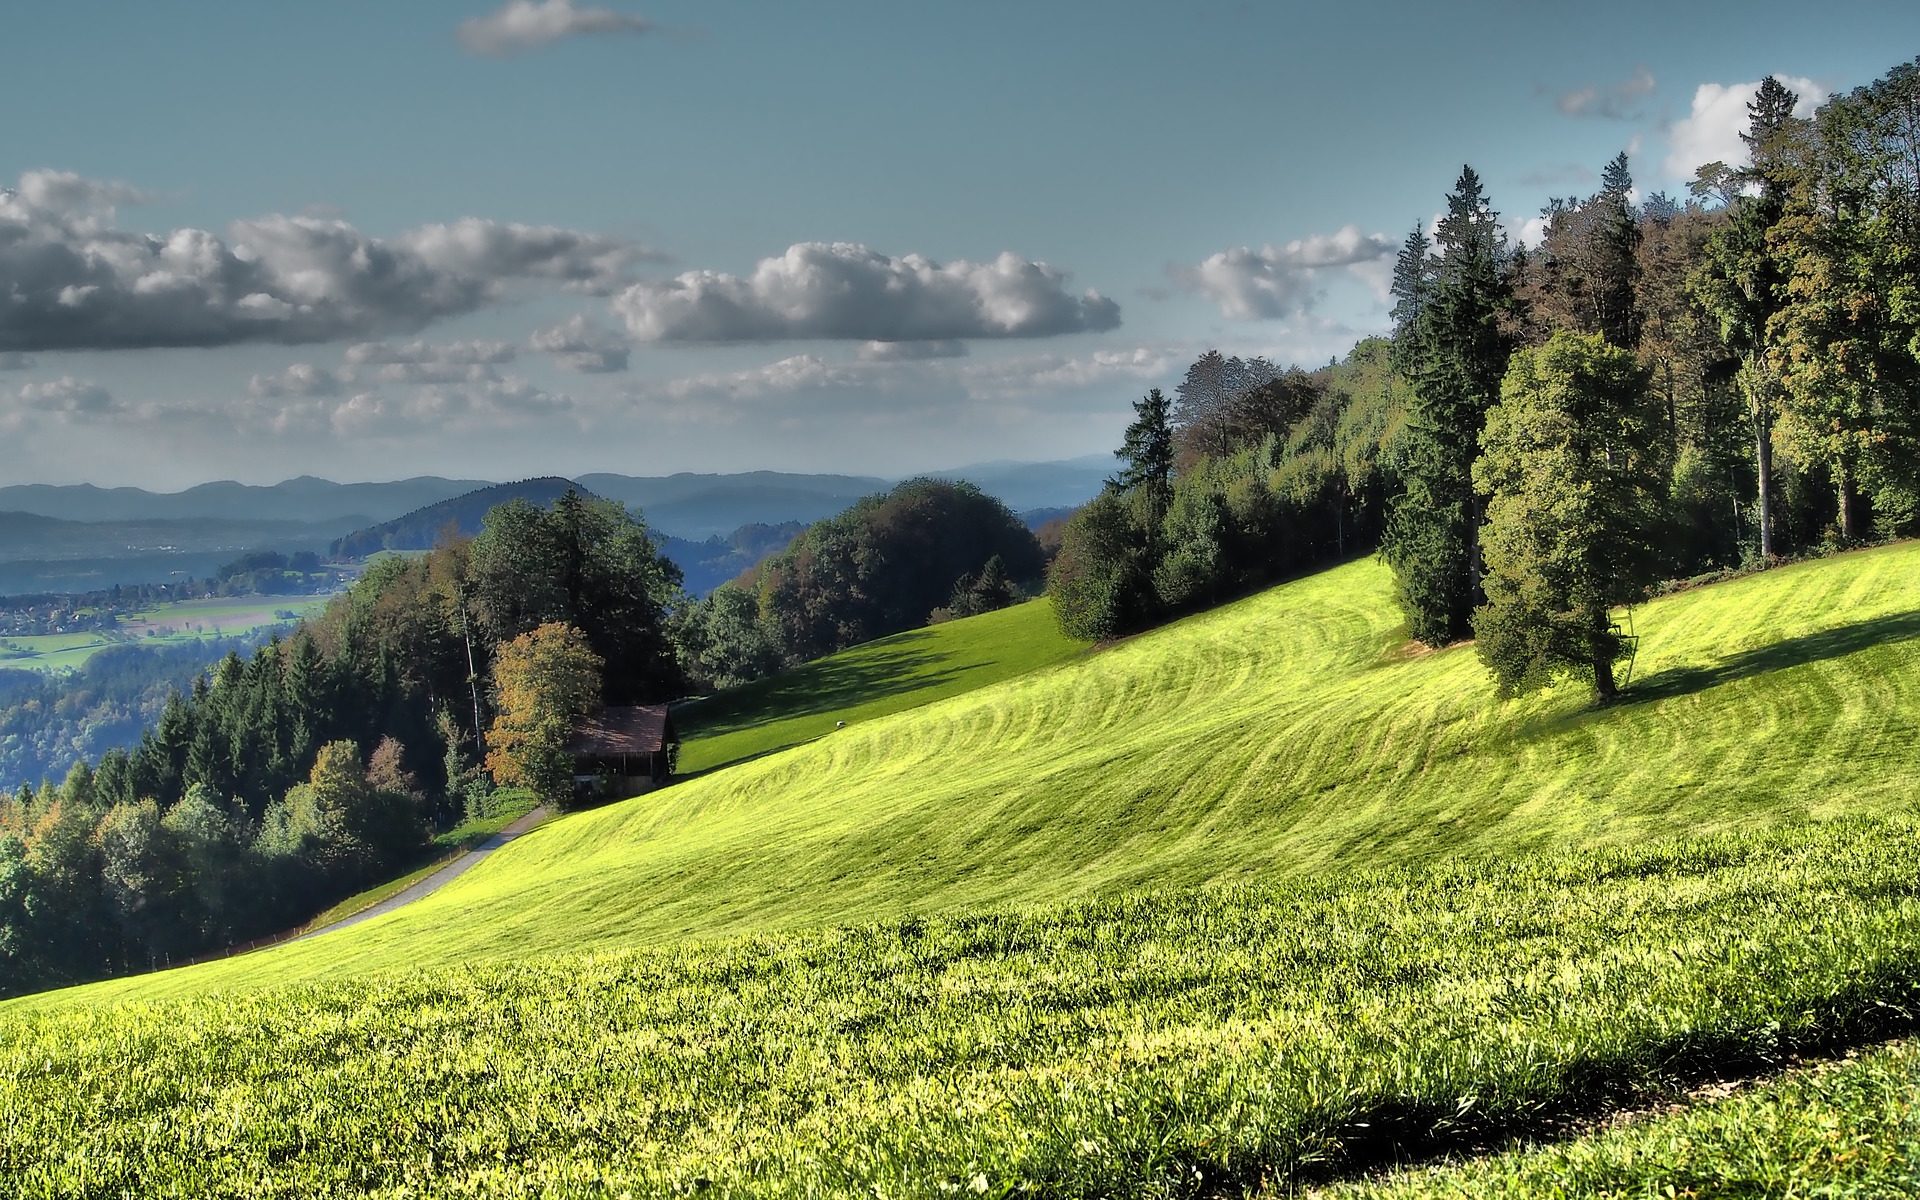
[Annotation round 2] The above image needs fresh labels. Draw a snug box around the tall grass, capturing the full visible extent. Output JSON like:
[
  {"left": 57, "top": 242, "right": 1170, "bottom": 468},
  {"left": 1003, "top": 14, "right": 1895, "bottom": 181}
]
[{"left": 4, "top": 822, "right": 1919, "bottom": 1197}]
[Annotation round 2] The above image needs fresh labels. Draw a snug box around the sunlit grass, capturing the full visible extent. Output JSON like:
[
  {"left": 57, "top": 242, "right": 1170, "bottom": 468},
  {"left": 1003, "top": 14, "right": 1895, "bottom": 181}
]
[
  {"left": 24, "top": 540, "right": 1920, "bottom": 1007},
  {"left": 5, "top": 823, "right": 1920, "bottom": 1197}
]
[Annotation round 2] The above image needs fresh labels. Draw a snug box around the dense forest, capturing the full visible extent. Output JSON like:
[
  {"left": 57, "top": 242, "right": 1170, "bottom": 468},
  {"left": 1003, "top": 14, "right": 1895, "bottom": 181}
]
[
  {"left": 0, "top": 636, "right": 274, "bottom": 793},
  {"left": 1058, "top": 61, "right": 1920, "bottom": 704}
]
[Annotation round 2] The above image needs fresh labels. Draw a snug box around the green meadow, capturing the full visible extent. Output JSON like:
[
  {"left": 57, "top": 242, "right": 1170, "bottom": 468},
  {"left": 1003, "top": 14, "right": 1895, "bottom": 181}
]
[
  {"left": 5, "top": 823, "right": 1920, "bottom": 1197},
  {"left": 26, "top": 539, "right": 1920, "bottom": 1005},
  {"left": 674, "top": 597, "right": 1090, "bottom": 776},
  {"left": 5, "top": 541, "right": 1920, "bottom": 1194}
]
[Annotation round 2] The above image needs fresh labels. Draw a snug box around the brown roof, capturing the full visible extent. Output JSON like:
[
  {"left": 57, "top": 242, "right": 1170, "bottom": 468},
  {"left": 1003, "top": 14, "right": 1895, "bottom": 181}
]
[{"left": 566, "top": 705, "right": 677, "bottom": 757}]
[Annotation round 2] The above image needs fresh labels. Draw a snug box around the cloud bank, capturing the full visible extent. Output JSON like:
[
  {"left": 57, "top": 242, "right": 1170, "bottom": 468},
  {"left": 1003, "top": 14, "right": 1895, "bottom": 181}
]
[
  {"left": 0, "top": 169, "right": 652, "bottom": 352},
  {"left": 531, "top": 314, "right": 631, "bottom": 373},
  {"left": 612, "top": 242, "right": 1121, "bottom": 343},
  {"left": 1555, "top": 67, "right": 1656, "bottom": 120}
]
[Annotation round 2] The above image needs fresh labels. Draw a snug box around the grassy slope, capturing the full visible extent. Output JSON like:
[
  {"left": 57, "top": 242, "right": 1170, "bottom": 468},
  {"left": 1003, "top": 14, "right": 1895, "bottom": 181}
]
[
  {"left": 675, "top": 597, "right": 1090, "bottom": 776},
  {"left": 21, "top": 540, "right": 1920, "bottom": 1009},
  {"left": 7, "top": 824, "right": 1920, "bottom": 1197},
  {"left": 1331, "top": 1038, "right": 1920, "bottom": 1199}
]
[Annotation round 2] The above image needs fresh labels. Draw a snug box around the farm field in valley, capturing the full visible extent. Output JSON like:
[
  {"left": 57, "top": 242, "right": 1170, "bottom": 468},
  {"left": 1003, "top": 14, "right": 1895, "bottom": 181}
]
[{"left": 0, "top": 595, "right": 332, "bottom": 673}]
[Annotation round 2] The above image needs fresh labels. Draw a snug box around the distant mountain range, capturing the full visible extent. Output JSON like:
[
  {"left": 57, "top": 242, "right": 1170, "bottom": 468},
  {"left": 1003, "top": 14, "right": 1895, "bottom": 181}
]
[
  {"left": 0, "top": 459, "right": 1111, "bottom": 596},
  {"left": 329, "top": 478, "right": 589, "bottom": 561}
]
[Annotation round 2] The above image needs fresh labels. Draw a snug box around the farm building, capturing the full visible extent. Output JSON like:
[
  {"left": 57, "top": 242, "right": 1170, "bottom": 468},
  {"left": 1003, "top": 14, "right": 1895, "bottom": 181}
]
[{"left": 567, "top": 705, "right": 680, "bottom": 801}]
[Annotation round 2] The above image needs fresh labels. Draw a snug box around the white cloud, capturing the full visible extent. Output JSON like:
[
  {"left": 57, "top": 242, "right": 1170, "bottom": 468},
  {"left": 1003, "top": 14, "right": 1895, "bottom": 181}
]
[
  {"left": 457, "top": 0, "right": 655, "bottom": 57},
  {"left": 1173, "top": 225, "right": 1396, "bottom": 320},
  {"left": 636, "top": 343, "right": 1180, "bottom": 426},
  {"left": 0, "top": 169, "right": 654, "bottom": 351},
  {"left": 1663, "top": 75, "right": 1827, "bottom": 181},
  {"left": 15, "top": 376, "right": 117, "bottom": 419},
  {"left": 612, "top": 242, "right": 1121, "bottom": 343},
  {"left": 857, "top": 339, "right": 969, "bottom": 362},
  {"left": 1555, "top": 66, "right": 1656, "bottom": 120},
  {"left": 248, "top": 362, "right": 343, "bottom": 398},
  {"left": 530, "top": 313, "right": 631, "bottom": 372},
  {"left": 345, "top": 338, "right": 518, "bottom": 366}
]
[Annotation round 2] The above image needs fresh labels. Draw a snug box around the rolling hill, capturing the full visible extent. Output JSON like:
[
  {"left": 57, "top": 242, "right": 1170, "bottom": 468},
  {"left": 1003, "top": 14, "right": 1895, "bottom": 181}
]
[
  {"left": 9, "top": 543, "right": 1920, "bottom": 1195},
  {"left": 34, "top": 539, "right": 1920, "bottom": 1004}
]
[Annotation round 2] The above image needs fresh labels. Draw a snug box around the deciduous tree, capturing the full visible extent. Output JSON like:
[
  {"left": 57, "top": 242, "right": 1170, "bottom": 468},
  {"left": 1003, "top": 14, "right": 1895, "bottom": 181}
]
[{"left": 1473, "top": 333, "right": 1671, "bottom": 703}]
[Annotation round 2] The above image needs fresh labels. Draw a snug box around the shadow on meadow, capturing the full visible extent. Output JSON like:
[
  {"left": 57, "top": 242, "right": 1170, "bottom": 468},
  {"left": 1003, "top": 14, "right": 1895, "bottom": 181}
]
[
  {"left": 1625, "top": 608, "right": 1920, "bottom": 706},
  {"left": 676, "top": 628, "right": 997, "bottom": 773}
]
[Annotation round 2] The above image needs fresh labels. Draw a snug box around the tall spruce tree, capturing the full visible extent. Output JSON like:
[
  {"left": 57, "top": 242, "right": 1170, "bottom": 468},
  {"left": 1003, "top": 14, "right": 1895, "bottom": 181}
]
[
  {"left": 1389, "top": 223, "right": 1434, "bottom": 374},
  {"left": 1689, "top": 76, "right": 1801, "bottom": 558},
  {"left": 1382, "top": 166, "right": 1518, "bottom": 645},
  {"left": 1110, "top": 387, "right": 1176, "bottom": 534}
]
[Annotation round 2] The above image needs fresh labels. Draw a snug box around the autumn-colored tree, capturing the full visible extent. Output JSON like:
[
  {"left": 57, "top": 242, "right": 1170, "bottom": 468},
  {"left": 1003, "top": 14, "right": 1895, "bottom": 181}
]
[{"left": 485, "top": 623, "right": 604, "bottom": 810}]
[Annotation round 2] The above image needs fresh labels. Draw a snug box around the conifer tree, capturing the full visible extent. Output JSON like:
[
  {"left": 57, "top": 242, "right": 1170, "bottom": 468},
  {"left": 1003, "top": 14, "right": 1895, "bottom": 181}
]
[
  {"left": 1110, "top": 387, "right": 1176, "bottom": 534},
  {"left": 1382, "top": 166, "right": 1518, "bottom": 645},
  {"left": 1689, "top": 76, "right": 1802, "bottom": 558}
]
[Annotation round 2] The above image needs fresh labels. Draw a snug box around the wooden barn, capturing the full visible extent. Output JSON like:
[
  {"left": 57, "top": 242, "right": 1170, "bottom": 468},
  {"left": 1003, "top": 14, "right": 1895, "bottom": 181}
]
[{"left": 567, "top": 705, "right": 680, "bottom": 801}]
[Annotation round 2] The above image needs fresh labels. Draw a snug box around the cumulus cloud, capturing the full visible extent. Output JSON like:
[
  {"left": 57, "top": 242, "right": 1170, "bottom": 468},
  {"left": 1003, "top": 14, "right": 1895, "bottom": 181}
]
[
  {"left": 15, "top": 376, "right": 118, "bottom": 419},
  {"left": 530, "top": 314, "right": 631, "bottom": 372},
  {"left": 639, "top": 343, "right": 1179, "bottom": 424},
  {"left": 611, "top": 242, "right": 1121, "bottom": 343},
  {"left": 1173, "top": 225, "right": 1396, "bottom": 320},
  {"left": 345, "top": 338, "right": 518, "bottom": 366},
  {"left": 0, "top": 169, "right": 654, "bottom": 352},
  {"left": 1555, "top": 66, "right": 1656, "bottom": 120},
  {"left": 857, "top": 339, "right": 968, "bottom": 362},
  {"left": 342, "top": 338, "right": 518, "bottom": 383},
  {"left": 237, "top": 371, "right": 570, "bottom": 440},
  {"left": 248, "top": 362, "right": 343, "bottom": 398},
  {"left": 457, "top": 0, "right": 655, "bottom": 56},
  {"left": 1663, "top": 75, "right": 1828, "bottom": 181}
]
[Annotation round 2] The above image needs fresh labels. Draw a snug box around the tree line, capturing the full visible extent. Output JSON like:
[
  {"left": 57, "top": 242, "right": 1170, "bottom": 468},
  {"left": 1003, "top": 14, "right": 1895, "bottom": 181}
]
[{"left": 1060, "top": 59, "right": 1920, "bottom": 704}]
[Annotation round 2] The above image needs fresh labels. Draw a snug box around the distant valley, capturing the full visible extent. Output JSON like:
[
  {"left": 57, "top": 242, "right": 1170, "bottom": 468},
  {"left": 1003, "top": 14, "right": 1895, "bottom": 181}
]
[{"left": 0, "top": 459, "right": 1108, "bottom": 597}]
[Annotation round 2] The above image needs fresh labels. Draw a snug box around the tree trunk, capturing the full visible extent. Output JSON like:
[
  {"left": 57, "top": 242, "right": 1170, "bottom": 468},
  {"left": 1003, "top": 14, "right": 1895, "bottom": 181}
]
[
  {"left": 1591, "top": 636, "right": 1619, "bottom": 705},
  {"left": 1837, "top": 461, "right": 1862, "bottom": 542},
  {"left": 1466, "top": 494, "right": 1484, "bottom": 624},
  {"left": 1754, "top": 411, "right": 1775, "bottom": 560}
]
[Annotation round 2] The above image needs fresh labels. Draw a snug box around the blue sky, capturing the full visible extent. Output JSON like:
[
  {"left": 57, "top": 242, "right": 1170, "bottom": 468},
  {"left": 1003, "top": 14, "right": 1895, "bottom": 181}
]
[{"left": 3, "top": 0, "right": 1917, "bottom": 488}]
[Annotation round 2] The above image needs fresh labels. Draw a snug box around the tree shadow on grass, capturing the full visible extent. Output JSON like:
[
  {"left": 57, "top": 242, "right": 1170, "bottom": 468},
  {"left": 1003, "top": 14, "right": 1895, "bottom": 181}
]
[
  {"left": 675, "top": 627, "right": 997, "bottom": 772},
  {"left": 1622, "top": 609, "right": 1920, "bottom": 707}
]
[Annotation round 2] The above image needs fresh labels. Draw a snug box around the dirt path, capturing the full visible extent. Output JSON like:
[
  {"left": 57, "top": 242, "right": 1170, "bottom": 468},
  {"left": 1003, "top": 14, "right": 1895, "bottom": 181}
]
[{"left": 296, "top": 806, "right": 552, "bottom": 941}]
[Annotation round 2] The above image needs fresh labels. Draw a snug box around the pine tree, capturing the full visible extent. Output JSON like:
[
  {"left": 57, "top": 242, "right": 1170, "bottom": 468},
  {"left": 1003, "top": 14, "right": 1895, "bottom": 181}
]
[
  {"left": 1382, "top": 165, "right": 1518, "bottom": 645},
  {"left": 1110, "top": 387, "right": 1176, "bottom": 533},
  {"left": 1689, "top": 76, "right": 1802, "bottom": 559},
  {"left": 1389, "top": 222, "right": 1434, "bottom": 375}
]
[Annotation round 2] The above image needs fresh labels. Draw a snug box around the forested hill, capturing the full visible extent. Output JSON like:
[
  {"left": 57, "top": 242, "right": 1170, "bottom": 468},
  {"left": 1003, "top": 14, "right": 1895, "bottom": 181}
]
[
  {"left": 329, "top": 478, "right": 590, "bottom": 559},
  {"left": 328, "top": 482, "right": 804, "bottom": 596}
]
